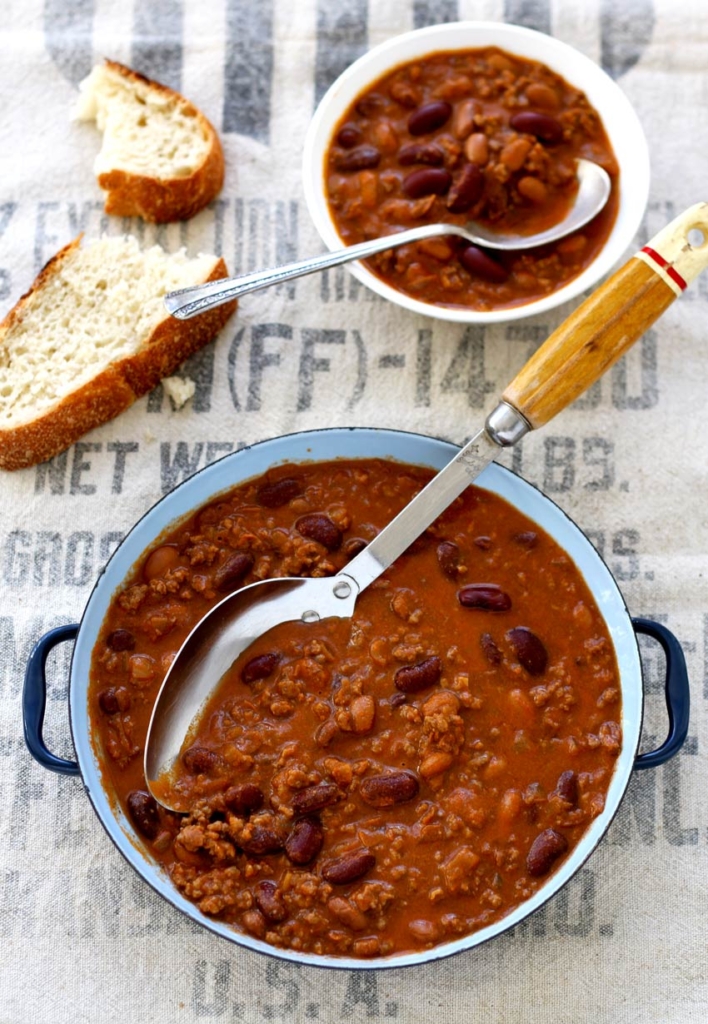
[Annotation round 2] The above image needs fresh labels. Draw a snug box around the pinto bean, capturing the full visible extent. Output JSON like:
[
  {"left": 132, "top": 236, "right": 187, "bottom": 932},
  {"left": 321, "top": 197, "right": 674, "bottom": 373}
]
[
  {"left": 224, "top": 783, "right": 264, "bottom": 816},
  {"left": 144, "top": 545, "right": 180, "bottom": 581},
  {"left": 458, "top": 584, "right": 512, "bottom": 612},
  {"left": 464, "top": 132, "right": 489, "bottom": 165},
  {"left": 328, "top": 896, "right": 368, "bottom": 931},
  {"left": 98, "top": 686, "right": 131, "bottom": 715},
  {"left": 343, "top": 537, "right": 368, "bottom": 559},
  {"left": 518, "top": 176, "right": 548, "bottom": 204},
  {"left": 500, "top": 136, "right": 533, "bottom": 172},
  {"left": 402, "top": 168, "right": 452, "bottom": 199},
  {"left": 241, "top": 652, "right": 281, "bottom": 684},
  {"left": 182, "top": 746, "right": 222, "bottom": 775},
  {"left": 447, "top": 164, "right": 484, "bottom": 213},
  {"left": 296, "top": 513, "right": 342, "bottom": 551},
  {"left": 437, "top": 540, "right": 461, "bottom": 578},
  {"left": 292, "top": 783, "right": 342, "bottom": 816},
  {"left": 242, "top": 909, "right": 266, "bottom": 937},
  {"left": 257, "top": 477, "right": 302, "bottom": 508},
  {"left": 394, "top": 655, "right": 442, "bottom": 693},
  {"left": 106, "top": 629, "right": 135, "bottom": 652},
  {"left": 255, "top": 880, "right": 288, "bottom": 922},
  {"left": 526, "top": 828, "right": 568, "bottom": 876},
  {"left": 507, "top": 627, "right": 548, "bottom": 676},
  {"left": 214, "top": 552, "right": 254, "bottom": 592},
  {"left": 509, "top": 111, "right": 563, "bottom": 143},
  {"left": 554, "top": 770, "right": 579, "bottom": 806},
  {"left": 359, "top": 771, "right": 419, "bottom": 807},
  {"left": 335, "top": 145, "right": 382, "bottom": 171},
  {"left": 525, "top": 82, "right": 560, "bottom": 110},
  {"left": 398, "top": 143, "right": 444, "bottom": 166},
  {"left": 321, "top": 849, "right": 376, "bottom": 885},
  {"left": 285, "top": 818, "right": 324, "bottom": 865},
  {"left": 408, "top": 100, "right": 452, "bottom": 135},
  {"left": 127, "top": 791, "right": 160, "bottom": 840}
]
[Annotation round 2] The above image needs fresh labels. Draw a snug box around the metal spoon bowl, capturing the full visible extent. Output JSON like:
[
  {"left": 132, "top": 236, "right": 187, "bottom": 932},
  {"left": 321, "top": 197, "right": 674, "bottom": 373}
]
[{"left": 164, "top": 159, "right": 610, "bottom": 320}]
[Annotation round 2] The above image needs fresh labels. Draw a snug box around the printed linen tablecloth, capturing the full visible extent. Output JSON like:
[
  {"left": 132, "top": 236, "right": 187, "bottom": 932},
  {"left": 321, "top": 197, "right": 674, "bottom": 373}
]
[{"left": 1, "top": 1, "right": 706, "bottom": 1021}]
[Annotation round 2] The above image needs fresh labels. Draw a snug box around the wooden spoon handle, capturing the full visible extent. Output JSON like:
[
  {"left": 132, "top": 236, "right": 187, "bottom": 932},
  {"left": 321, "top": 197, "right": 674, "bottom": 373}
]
[{"left": 503, "top": 203, "right": 708, "bottom": 429}]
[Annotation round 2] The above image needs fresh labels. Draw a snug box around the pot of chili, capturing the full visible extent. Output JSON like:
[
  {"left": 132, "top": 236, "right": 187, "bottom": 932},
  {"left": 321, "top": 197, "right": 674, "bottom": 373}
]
[{"left": 23, "top": 428, "right": 688, "bottom": 968}]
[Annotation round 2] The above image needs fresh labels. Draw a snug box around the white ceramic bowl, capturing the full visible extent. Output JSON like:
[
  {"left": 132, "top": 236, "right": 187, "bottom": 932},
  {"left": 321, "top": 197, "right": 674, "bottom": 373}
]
[
  {"left": 302, "top": 21, "right": 650, "bottom": 324},
  {"left": 24, "top": 428, "right": 688, "bottom": 970}
]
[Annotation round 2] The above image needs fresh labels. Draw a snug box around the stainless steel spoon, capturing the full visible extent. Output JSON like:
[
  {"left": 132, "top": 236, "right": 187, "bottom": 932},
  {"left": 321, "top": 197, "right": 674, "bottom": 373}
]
[
  {"left": 164, "top": 158, "right": 610, "bottom": 320},
  {"left": 146, "top": 203, "right": 708, "bottom": 811}
]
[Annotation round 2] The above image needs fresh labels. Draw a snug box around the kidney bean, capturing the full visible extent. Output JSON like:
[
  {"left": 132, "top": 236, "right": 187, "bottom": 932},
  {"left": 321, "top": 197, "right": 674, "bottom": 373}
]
[
  {"left": 447, "top": 164, "right": 484, "bottom": 213},
  {"left": 360, "top": 770, "right": 419, "bottom": 807},
  {"left": 240, "top": 825, "right": 284, "bottom": 856},
  {"left": 257, "top": 477, "right": 302, "bottom": 508},
  {"left": 509, "top": 111, "right": 563, "bottom": 143},
  {"left": 507, "top": 627, "right": 548, "bottom": 676},
  {"left": 474, "top": 536, "right": 492, "bottom": 550},
  {"left": 464, "top": 132, "right": 489, "bottom": 165},
  {"left": 296, "top": 513, "right": 342, "bottom": 551},
  {"left": 241, "top": 652, "right": 280, "bottom": 684},
  {"left": 336, "top": 123, "right": 362, "bottom": 149},
  {"left": 127, "top": 790, "right": 160, "bottom": 840},
  {"left": 402, "top": 168, "right": 451, "bottom": 199},
  {"left": 214, "top": 552, "right": 254, "bottom": 592},
  {"left": 460, "top": 245, "right": 509, "bottom": 283},
  {"left": 335, "top": 145, "right": 381, "bottom": 171},
  {"left": 356, "top": 93, "right": 385, "bottom": 117},
  {"left": 343, "top": 537, "right": 368, "bottom": 559},
  {"left": 480, "top": 632, "right": 503, "bottom": 665},
  {"left": 514, "top": 531, "right": 538, "bottom": 549},
  {"left": 328, "top": 896, "right": 368, "bottom": 931},
  {"left": 518, "top": 175, "right": 548, "bottom": 204},
  {"left": 458, "top": 584, "right": 512, "bottom": 612},
  {"left": 182, "top": 746, "right": 221, "bottom": 775},
  {"left": 394, "top": 655, "right": 442, "bottom": 693},
  {"left": 255, "top": 880, "right": 288, "bottom": 922},
  {"left": 106, "top": 629, "right": 135, "bottom": 652},
  {"left": 554, "top": 770, "right": 579, "bottom": 806},
  {"left": 225, "top": 782, "right": 264, "bottom": 816},
  {"left": 292, "top": 783, "right": 342, "bottom": 816},
  {"left": 408, "top": 100, "right": 452, "bottom": 135},
  {"left": 285, "top": 817, "right": 324, "bottom": 865},
  {"left": 98, "top": 686, "right": 131, "bottom": 715},
  {"left": 436, "top": 540, "right": 461, "bottom": 578},
  {"left": 526, "top": 828, "right": 568, "bottom": 876},
  {"left": 321, "top": 849, "right": 376, "bottom": 885},
  {"left": 144, "top": 545, "right": 180, "bottom": 581},
  {"left": 398, "top": 143, "right": 444, "bottom": 166}
]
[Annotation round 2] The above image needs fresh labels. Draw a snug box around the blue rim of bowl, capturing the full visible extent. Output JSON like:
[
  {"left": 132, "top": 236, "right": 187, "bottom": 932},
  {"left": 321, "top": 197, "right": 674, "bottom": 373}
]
[{"left": 67, "top": 426, "right": 644, "bottom": 970}]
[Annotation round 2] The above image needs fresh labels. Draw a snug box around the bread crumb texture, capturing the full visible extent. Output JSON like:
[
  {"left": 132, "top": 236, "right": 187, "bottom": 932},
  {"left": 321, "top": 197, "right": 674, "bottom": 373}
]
[
  {"left": 162, "top": 375, "right": 196, "bottom": 409},
  {"left": 0, "top": 236, "right": 217, "bottom": 429},
  {"left": 77, "top": 62, "right": 211, "bottom": 180}
]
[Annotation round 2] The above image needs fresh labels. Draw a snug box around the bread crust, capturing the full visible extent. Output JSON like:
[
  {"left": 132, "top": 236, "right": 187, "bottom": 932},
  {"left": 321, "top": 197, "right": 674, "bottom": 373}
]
[
  {"left": 0, "top": 239, "right": 236, "bottom": 471},
  {"left": 95, "top": 61, "right": 225, "bottom": 223}
]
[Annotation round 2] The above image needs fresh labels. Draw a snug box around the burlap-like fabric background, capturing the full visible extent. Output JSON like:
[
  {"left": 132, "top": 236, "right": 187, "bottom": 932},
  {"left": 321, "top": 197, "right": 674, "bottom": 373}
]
[{"left": 1, "top": 1, "right": 706, "bottom": 1021}]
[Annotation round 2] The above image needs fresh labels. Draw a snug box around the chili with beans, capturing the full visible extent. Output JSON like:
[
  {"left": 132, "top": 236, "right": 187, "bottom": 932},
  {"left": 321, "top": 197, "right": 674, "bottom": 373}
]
[
  {"left": 325, "top": 47, "right": 619, "bottom": 311},
  {"left": 89, "top": 459, "right": 622, "bottom": 958}
]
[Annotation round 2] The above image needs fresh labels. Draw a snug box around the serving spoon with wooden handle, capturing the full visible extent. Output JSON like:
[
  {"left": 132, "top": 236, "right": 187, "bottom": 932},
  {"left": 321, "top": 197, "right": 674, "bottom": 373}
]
[{"left": 146, "top": 203, "right": 708, "bottom": 811}]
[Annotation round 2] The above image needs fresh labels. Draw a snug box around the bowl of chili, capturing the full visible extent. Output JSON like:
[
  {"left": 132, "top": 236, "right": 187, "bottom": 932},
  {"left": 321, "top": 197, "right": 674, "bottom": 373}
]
[
  {"left": 303, "top": 21, "right": 650, "bottom": 322},
  {"left": 24, "top": 427, "right": 687, "bottom": 968}
]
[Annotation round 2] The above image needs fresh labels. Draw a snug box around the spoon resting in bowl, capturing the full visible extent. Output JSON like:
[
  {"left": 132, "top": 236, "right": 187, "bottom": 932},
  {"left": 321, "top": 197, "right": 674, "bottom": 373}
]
[
  {"left": 146, "top": 203, "right": 708, "bottom": 811},
  {"left": 164, "top": 158, "right": 610, "bottom": 320}
]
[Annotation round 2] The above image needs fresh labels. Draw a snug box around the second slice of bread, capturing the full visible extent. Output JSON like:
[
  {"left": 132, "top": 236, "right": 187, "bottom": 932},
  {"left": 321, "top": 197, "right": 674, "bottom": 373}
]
[
  {"left": 76, "top": 61, "right": 224, "bottom": 223},
  {"left": 0, "top": 236, "right": 236, "bottom": 471}
]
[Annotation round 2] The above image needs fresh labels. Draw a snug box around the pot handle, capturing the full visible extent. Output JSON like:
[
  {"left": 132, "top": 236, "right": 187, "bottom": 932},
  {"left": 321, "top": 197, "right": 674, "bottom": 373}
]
[
  {"left": 632, "top": 617, "right": 690, "bottom": 770},
  {"left": 23, "top": 624, "right": 80, "bottom": 775}
]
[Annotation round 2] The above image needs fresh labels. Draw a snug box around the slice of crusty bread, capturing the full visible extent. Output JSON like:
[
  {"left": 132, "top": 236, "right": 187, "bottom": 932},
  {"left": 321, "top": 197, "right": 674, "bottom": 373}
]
[
  {"left": 76, "top": 60, "right": 224, "bottom": 223},
  {"left": 0, "top": 235, "right": 236, "bottom": 471}
]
